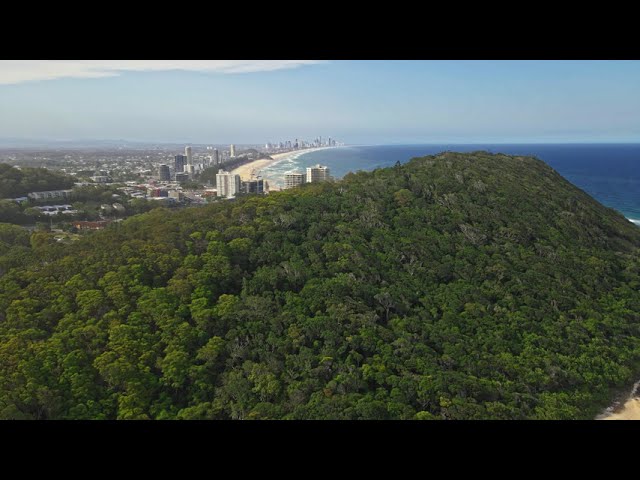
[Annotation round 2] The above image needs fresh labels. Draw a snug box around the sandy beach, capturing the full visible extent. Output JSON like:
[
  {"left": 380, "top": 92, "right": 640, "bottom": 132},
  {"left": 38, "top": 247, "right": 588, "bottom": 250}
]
[
  {"left": 598, "top": 379, "right": 640, "bottom": 420},
  {"left": 601, "top": 398, "right": 640, "bottom": 420},
  {"left": 230, "top": 147, "right": 331, "bottom": 191}
]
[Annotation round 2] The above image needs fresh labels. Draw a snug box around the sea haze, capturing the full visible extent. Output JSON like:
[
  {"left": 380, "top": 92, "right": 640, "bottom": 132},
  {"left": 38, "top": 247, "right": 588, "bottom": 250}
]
[{"left": 262, "top": 144, "right": 640, "bottom": 224}]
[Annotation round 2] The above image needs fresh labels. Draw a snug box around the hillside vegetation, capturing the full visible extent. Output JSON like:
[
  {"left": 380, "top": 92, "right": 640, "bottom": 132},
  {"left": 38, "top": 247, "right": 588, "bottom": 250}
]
[
  {"left": 0, "top": 163, "right": 75, "bottom": 198},
  {"left": 1, "top": 151, "right": 639, "bottom": 419}
]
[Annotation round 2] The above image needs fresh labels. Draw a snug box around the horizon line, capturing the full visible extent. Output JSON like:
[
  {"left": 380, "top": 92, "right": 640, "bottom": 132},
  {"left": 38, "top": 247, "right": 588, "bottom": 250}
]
[{"left": 0, "top": 138, "right": 639, "bottom": 148}]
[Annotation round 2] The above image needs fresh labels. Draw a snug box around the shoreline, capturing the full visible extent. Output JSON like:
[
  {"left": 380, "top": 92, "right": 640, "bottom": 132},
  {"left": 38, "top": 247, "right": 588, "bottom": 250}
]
[
  {"left": 600, "top": 398, "right": 640, "bottom": 420},
  {"left": 598, "top": 379, "right": 640, "bottom": 420},
  {"left": 230, "top": 147, "right": 333, "bottom": 190}
]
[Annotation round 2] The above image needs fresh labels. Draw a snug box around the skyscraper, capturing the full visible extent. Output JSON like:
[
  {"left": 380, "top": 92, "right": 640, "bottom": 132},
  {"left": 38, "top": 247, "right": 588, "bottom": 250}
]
[
  {"left": 174, "top": 155, "right": 186, "bottom": 173},
  {"left": 284, "top": 171, "right": 306, "bottom": 189},
  {"left": 158, "top": 164, "right": 171, "bottom": 181},
  {"left": 306, "top": 164, "right": 330, "bottom": 183},
  {"left": 230, "top": 144, "right": 236, "bottom": 158},
  {"left": 185, "top": 146, "right": 193, "bottom": 167},
  {"left": 216, "top": 170, "right": 241, "bottom": 198},
  {"left": 213, "top": 148, "right": 220, "bottom": 165}
]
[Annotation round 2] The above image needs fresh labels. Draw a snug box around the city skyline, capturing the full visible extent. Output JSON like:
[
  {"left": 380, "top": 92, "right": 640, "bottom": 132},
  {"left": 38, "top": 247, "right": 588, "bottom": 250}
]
[{"left": 0, "top": 60, "right": 639, "bottom": 144}]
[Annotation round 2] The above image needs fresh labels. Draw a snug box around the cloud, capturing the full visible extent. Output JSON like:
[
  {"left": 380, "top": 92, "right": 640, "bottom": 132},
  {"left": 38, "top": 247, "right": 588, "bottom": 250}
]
[{"left": 0, "top": 60, "right": 326, "bottom": 85}]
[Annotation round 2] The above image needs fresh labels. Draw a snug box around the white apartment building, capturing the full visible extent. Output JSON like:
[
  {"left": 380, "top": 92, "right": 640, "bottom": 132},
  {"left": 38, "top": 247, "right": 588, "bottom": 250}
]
[
  {"left": 284, "top": 172, "right": 306, "bottom": 189},
  {"left": 216, "top": 170, "right": 241, "bottom": 198},
  {"left": 306, "top": 164, "right": 330, "bottom": 183}
]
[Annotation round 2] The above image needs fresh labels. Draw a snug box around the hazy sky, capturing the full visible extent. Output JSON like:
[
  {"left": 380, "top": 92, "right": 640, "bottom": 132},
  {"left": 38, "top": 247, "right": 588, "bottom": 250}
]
[{"left": 0, "top": 60, "right": 639, "bottom": 144}]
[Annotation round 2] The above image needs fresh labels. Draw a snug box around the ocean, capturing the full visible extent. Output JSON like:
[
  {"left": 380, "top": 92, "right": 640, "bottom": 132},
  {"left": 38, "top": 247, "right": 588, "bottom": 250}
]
[{"left": 262, "top": 144, "right": 640, "bottom": 224}]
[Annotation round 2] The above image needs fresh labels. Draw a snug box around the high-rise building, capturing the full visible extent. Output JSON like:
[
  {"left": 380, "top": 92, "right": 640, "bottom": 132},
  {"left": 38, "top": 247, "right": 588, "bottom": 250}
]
[
  {"left": 174, "top": 155, "right": 186, "bottom": 173},
  {"left": 284, "top": 171, "right": 306, "bottom": 189},
  {"left": 185, "top": 146, "right": 193, "bottom": 166},
  {"left": 175, "top": 172, "right": 190, "bottom": 183},
  {"left": 158, "top": 164, "right": 171, "bottom": 181},
  {"left": 216, "top": 170, "right": 241, "bottom": 198},
  {"left": 240, "top": 179, "right": 264, "bottom": 195},
  {"left": 306, "top": 164, "right": 330, "bottom": 183},
  {"left": 230, "top": 144, "right": 236, "bottom": 158},
  {"left": 213, "top": 148, "right": 220, "bottom": 165}
]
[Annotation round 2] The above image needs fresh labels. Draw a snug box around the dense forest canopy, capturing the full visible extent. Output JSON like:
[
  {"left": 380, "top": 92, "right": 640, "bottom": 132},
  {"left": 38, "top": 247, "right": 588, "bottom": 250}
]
[
  {"left": 0, "top": 163, "right": 75, "bottom": 198},
  {"left": 0, "top": 151, "right": 639, "bottom": 419}
]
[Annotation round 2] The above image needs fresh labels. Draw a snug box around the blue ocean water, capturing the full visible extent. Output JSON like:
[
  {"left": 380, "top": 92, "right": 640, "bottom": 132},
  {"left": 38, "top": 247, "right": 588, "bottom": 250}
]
[{"left": 263, "top": 144, "right": 640, "bottom": 224}]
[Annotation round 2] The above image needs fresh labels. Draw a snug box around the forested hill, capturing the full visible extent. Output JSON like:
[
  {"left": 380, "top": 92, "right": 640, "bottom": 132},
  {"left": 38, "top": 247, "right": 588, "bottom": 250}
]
[
  {"left": 0, "top": 163, "right": 75, "bottom": 198},
  {"left": 1, "top": 151, "right": 640, "bottom": 420}
]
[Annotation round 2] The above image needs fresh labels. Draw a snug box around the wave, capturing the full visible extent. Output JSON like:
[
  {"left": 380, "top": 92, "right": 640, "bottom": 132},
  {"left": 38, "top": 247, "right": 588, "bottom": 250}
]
[
  {"left": 266, "top": 149, "right": 318, "bottom": 170},
  {"left": 262, "top": 149, "right": 330, "bottom": 188},
  {"left": 628, "top": 218, "right": 640, "bottom": 226}
]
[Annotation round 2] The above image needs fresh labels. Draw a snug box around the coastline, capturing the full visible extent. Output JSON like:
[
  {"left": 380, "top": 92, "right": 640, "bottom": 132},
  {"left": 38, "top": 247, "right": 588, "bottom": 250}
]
[
  {"left": 230, "top": 147, "right": 333, "bottom": 190},
  {"left": 229, "top": 145, "right": 640, "bottom": 222},
  {"left": 598, "top": 379, "right": 640, "bottom": 420},
  {"left": 601, "top": 398, "right": 640, "bottom": 420}
]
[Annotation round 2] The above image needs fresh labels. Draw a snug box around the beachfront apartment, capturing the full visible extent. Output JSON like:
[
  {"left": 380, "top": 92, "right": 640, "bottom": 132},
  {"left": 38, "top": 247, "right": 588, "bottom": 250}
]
[
  {"left": 240, "top": 179, "right": 265, "bottom": 195},
  {"left": 216, "top": 170, "right": 241, "bottom": 198},
  {"left": 285, "top": 172, "right": 306, "bottom": 189},
  {"left": 306, "top": 164, "right": 330, "bottom": 183}
]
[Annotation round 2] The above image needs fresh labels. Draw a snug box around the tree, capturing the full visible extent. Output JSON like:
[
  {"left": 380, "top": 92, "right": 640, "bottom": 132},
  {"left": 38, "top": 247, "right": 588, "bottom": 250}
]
[{"left": 1, "top": 151, "right": 640, "bottom": 419}]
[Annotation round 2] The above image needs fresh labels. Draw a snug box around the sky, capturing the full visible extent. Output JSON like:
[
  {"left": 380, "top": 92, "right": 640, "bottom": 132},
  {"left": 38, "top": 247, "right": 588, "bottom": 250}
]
[{"left": 0, "top": 60, "right": 638, "bottom": 145}]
